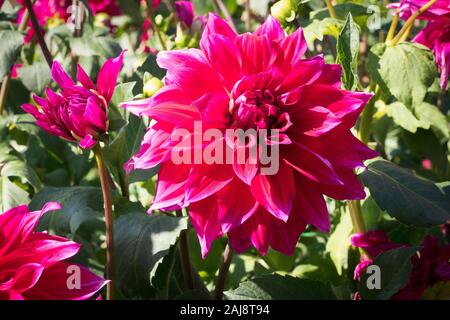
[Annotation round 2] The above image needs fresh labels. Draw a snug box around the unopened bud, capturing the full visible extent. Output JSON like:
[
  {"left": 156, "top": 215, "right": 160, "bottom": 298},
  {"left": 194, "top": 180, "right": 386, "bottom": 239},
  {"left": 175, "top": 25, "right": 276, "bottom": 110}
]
[
  {"left": 271, "top": 0, "right": 298, "bottom": 25},
  {"left": 143, "top": 74, "right": 163, "bottom": 98}
]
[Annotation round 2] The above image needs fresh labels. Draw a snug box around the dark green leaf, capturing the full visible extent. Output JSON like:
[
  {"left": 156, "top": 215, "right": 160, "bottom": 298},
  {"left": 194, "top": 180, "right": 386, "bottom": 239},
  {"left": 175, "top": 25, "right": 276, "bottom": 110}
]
[
  {"left": 359, "top": 247, "right": 418, "bottom": 300},
  {"left": 115, "top": 212, "right": 188, "bottom": 298},
  {"left": 30, "top": 186, "right": 103, "bottom": 234},
  {"left": 0, "top": 29, "right": 23, "bottom": 79},
  {"left": 337, "top": 13, "right": 359, "bottom": 90},
  {"left": 225, "top": 274, "right": 336, "bottom": 300},
  {"left": 17, "top": 62, "right": 52, "bottom": 94},
  {"left": 360, "top": 160, "right": 450, "bottom": 227}
]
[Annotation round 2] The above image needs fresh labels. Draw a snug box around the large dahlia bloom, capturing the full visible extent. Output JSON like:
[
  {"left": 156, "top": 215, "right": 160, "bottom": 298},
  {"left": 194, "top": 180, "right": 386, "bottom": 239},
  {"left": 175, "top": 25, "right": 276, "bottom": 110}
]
[
  {"left": 351, "top": 231, "right": 450, "bottom": 300},
  {"left": 123, "top": 15, "right": 377, "bottom": 257},
  {"left": 22, "top": 51, "right": 125, "bottom": 149},
  {"left": 0, "top": 203, "right": 107, "bottom": 300}
]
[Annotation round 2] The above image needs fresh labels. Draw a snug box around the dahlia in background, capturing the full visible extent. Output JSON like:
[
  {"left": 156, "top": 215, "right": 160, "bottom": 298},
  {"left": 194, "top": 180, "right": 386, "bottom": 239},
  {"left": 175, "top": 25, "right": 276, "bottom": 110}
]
[
  {"left": 351, "top": 230, "right": 450, "bottom": 300},
  {"left": 389, "top": 0, "right": 450, "bottom": 90},
  {"left": 22, "top": 50, "right": 125, "bottom": 149},
  {"left": 413, "top": 20, "right": 450, "bottom": 90},
  {"left": 123, "top": 15, "right": 378, "bottom": 257},
  {"left": 0, "top": 203, "right": 107, "bottom": 300}
]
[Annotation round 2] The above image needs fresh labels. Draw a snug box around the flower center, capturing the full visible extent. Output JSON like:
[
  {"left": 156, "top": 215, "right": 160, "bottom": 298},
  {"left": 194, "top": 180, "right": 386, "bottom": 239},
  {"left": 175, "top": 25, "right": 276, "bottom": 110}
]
[{"left": 231, "top": 89, "right": 281, "bottom": 130}]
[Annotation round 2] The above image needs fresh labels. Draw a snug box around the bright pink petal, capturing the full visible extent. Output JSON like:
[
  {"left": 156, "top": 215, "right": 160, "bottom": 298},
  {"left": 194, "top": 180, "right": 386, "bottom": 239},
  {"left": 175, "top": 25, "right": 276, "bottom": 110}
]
[{"left": 97, "top": 50, "right": 126, "bottom": 103}]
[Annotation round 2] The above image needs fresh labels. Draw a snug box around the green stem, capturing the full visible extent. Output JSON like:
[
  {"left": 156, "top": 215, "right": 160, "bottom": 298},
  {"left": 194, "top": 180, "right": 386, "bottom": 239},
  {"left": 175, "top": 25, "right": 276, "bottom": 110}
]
[
  {"left": 359, "top": 86, "right": 380, "bottom": 144},
  {"left": 94, "top": 144, "right": 115, "bottom": 300},
  {"left": 213, "top": 0, "right": 238, "bottom": 32},
  {"left": 389, "top": 0, "right": 437, "bottom": 45},
  {"left": 176, "top": 210, "right": 194, "bottom": 290},
  {"left": 23, "top": 0, "right": 53, "bottom": 68},
  {"left": 348, "top": 201, "right": 367, "bottom": 234},
  {"left": 385, "top": 12, "right": 399, "bottom": 43},
  {"left": 0, "top": 76, "right": 11, "bottom": 115},
  {"left": 214, "top": 244, "right": 234, "bottom": 300},
  {"left": 325, "top": 0, "right": 337, "bottom": 19},
  {"left": 146, "top": 0, "right": 168, "bottom": 51}
]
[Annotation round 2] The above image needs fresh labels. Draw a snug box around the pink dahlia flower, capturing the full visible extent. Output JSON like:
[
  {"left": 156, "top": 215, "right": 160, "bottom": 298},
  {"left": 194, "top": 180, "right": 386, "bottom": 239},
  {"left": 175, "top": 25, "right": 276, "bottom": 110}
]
[
  {"left": 22, "top": 51, "right": 125, "bottom": 149},
  {"left": 89, "top": 0, "right": 121, "bottom": 16},
  {"left": 0, "top": 203, "right": 107, "bottom": 300},
  {"left": 413, "top": 20, "right": 450, "bottom": 90},
  {"left": 123, "top": 15, "right": 378, "bottom": 257},
  {"left": 388, "top": 0, "right": 450, "bottom": 22},
  {"left": 351, "top": 231, "right": 450, "bottom": 300}
]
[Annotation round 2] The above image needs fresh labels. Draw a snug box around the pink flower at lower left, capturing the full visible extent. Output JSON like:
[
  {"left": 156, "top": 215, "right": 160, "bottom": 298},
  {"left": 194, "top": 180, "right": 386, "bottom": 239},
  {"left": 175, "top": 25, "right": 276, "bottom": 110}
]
[{"left": 0, "top": 203, "right": 108, "bottom": 300}]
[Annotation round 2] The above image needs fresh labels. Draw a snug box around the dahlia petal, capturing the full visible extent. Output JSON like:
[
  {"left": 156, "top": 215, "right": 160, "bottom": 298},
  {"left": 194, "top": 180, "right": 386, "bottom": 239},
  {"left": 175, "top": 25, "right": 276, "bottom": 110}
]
[
  {"left": 290, "top": 106, "right": 341, "bottom": 137},
  {"left": 255, "top": 15, "right": 285, "bottom": 41},
  {"left": 280, "top": 27, "right": 307, "bottom": 68},
  {"left": 120, "top": 98, "right": 152, "bottom": 116},
  {"left": 294, "top": 176, "right": 330, "bottom": 232},
  {"left": 200, "top": 13, "right": 237, "bottom": 49},
  {"left": 77, "top": 64, "right": 95, "bottom": 90},
  {"left": 284, "top": 142, "right": 343, "bottom": 185},
  {"left": 9, "top": 263, "right": 45, "bottom": 295},
  {"left": 84, "top": 97, "right": 107, "bottom": 131},
  {"left": 97, "top": 49, "right": 126, "bottom": 103},
  {"left": 280, "top": 55, "right": 325, "bottom": 92},
  {"left": 157, "top": 49, "right": 223, "bottom": 99},
  {"left": 236, "top": 33, "right": 279, "bottom": 75},
  {"left": 150, "top": 162, "right": 191, "bottom": 211},
  {"left": 189, "top": 195, "right": 223, "bottom": 258},
  {"left": 185, "top": 164, "right": 233, "bottom": 203},
  {"left": 250, "top": 161, "right": 295, "bottom": 222},
  {"left": 51, "top": 61, "right": 75, "bottom": 89},
  {"left": 201, "top": 34, "right": 242, "bottom": 90},
  {"left": 193, "top": 92, "right": 230, "bottom": 129},
  {"left": 23, "top": 262, "right": 108, "bottom": 300},
  {"left": 79, "top": 134, "right": 97, "bottom": 150},
  {"left": 216, "top": 178, "right": 258, "bottom": 233}
]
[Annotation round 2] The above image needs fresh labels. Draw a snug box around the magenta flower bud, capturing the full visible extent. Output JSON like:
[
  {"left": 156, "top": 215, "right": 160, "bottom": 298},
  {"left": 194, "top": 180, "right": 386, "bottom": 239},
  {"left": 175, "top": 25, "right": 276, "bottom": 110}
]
[{"left": 22, "top": 50, "right": 126, "bottom": 149}]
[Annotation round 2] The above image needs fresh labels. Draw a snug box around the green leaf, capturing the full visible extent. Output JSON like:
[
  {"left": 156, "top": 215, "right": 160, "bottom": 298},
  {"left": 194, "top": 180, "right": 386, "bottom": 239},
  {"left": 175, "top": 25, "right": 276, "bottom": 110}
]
[
  {"left": 225, "top": 274, "right": 336, "bottom": 300},
  {"left": 326, "top": 208, "right": 353, "bottom": 275},
  {"left": 378, "top": 43, "right": 437, "bottom": 108},
  {"left": 386, "top": 101, "right": 429, "bottom": 133},
  {"left": 29, "top": 186, "right": 103, "bottom": 234},
  {"left": 1, "top": 160, "right": 42, "bottom": 190},
  {"left": 0, "top": 29, "right": 23, "bottom": 79},
  {"left": 303, "top": 18, "right": 343, "bottom": 42},
  {"left": 337, "top": 13, "right": 359, "bottom": 90},
  {"left": 359, "top": 247, "right": 418, "bottom": 300},
  {"left": 115, "top": 212, "right": 188, "bottom": 299},
  {"left": 17, "top": 62, "right": 52, "bottom": 94},
  {"left": 0, "top": 176, "right": 29, "bottom": 212},
  {"left": 360, "top": 160, "right": 450, "bottom": 227},
  {"left": 152, "top": 243, "right": 211, "bottom": 299},
  {"left": 414, "top": 102, "right": 450, "bottom": 140},
  {"left": 70, "top": 36, "right": 122, "bottom": 58}
]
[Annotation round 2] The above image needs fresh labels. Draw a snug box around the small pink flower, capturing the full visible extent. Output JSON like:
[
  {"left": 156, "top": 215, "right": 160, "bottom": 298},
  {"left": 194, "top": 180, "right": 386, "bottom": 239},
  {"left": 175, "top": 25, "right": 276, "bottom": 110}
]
[
  {"left": 89, "top": 0, "right": 122, "bottom": 16},
  {"left": 0, "top": 203, "right": 107, "bottom": 300},
  {"left": 421, "top": 158, "right": 433, "bottom": 170},
  {"left": 22, "top": 50, "right": 125, "bottom": 149},
  {"left": 123, "top": 15, "right": 377, "bottom": 257}
]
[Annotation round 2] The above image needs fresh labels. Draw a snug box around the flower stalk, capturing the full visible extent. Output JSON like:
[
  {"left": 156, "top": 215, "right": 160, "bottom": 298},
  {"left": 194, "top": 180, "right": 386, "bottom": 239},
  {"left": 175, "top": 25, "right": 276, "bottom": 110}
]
[
  {"left": 23, "top": 0, "right": 53, "bottom": 68},
  {"left": 325, "top": 0, "right": 337, "bottom": 19},
  {"left": 146, "top": 0, "right": 168, "bottom": 51},
  {"left": 214, "top": 244, "right": 234, "bottom": 300},
  {"left": 386, "top": 12, "right": 399, "bottom": 42},
  {"left": 94, "top": 144, "right": 115, "bottom": 300},
  {"left": 388, "top": 0, "right": 438, "bottom": 45},
  {"left": 213, "top": 0, "right": 238, "bottom": 32},
  {"left": 176, "top": 210, "right": 194, "bottom": 290}
]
